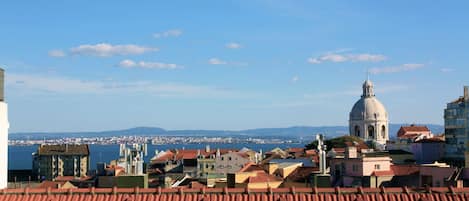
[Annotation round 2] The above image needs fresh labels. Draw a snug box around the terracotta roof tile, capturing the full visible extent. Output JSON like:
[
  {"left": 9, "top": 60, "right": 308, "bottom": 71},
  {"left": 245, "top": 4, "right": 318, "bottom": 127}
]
[
  {"left": 247, "top": 172, "right": 283, "bottom": 183},
  {"left": 397, "top": 125, "right": 431, "bottom": 138},
  {"left": 0, "top": 187, "right": 468, "bottom": 201},
  {"left": 36, "top": 181, "right": 68, "bottom": 189},
  {"left": 391, "top": 165, "right": 420, "bottom": 176},
  {"left": 286, "top": 147, "right": 304, "bottom": 153},
  {"left": 285, "top": 167, "right": 319, "bottom": 181},
  {"left": 371, "top": 170, "right": 394, "bottom": 176},
  {"left": 238, "top": 163, "right": 264, "bottom": 173}
]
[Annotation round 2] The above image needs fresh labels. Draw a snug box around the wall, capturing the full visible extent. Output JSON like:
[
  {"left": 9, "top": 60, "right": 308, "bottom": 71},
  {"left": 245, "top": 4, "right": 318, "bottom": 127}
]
[
  {"left": 215, "top": 152, "right": 249, "bottom": 175},
  {"left": 247, "top": 181, "right": 282, "bottom": 189}
]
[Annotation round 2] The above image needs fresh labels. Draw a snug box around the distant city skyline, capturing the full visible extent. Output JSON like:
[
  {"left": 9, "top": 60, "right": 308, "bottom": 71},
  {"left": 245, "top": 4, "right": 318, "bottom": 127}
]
[{"left": 1, "top": 1, "right": 469, "bottom": 133}]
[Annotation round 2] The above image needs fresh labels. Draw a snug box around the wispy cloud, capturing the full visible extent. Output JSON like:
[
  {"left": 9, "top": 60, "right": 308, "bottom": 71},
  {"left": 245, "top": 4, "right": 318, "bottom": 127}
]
[
  {"left": 70, "top": 43, "right": 157, "bottom": 57},
  {"left": 208, "top": 58, "right": 248, "bottom": 66},
  {"left": 153, "top": 29, "right": 183, "bottom": 38},
  {"left": 440, "top": 68, "right": 454, "bottom": 73},
  {"left": 118, "top": 59, "right": 182, "bottom": 70},
  {"left": 291, "top": 75, "right": 299, "bottom": 83},
  {"left": 226, "top": 42, "right": 242, "bottom": 49},
  {"left": 307, "top": 53, "right": 387, "bottom": 64},
  {"left": 369, "top": 63, "right": 424, "bottom": 74},
  {"left": 6, "top": 73, "right": 245, "bottom": 98},
  {"left": 48, "top": 50, "right": 66, "bottom": 57},
  {"left": 208, "top": 58, "right": 228, "bottom": 65}
]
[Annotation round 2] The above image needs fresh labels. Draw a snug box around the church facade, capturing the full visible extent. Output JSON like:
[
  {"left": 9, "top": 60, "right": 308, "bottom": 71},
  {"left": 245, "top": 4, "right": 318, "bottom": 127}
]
[{"left": 349, "top": 79, "right": 389, "bottom": 149}]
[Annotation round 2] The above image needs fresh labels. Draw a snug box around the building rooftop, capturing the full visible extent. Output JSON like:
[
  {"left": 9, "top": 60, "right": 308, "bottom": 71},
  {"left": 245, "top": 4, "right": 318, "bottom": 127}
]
[
  {"left": 397, "top": 125, "right": 431, "bottom": 138},
  {"left": 0, "top": 187, "right": 467, "bottom": 201},
  {"left": 37, "top": 144, "right": 89, "bottom": 156}
]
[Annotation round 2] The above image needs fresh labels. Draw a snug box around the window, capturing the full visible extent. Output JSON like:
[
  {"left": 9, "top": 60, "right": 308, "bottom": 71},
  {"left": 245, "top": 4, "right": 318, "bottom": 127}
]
[
  {"left": 368, "top": 126, "right": 375, "bottom": 138},
  {"left": 205, "top": 164, "right": 209, "bottom": 169},
  {"left": 221, "top": 157, "right": 224, "bottom": 161},
  {"left": 381, "top": 125, "right": 386, "bottom": 138},
  {"left": 228, "top": 157, "right": 232, "bottom": 161},
  {"left": 354, "top": 125, "right": 360, "bottom": 137},
  {"left": 352, "top": 165, "right": 358, "bottom": 172},
  {"left": 374, "top": 164, "right": 380, "bottom": 170}
]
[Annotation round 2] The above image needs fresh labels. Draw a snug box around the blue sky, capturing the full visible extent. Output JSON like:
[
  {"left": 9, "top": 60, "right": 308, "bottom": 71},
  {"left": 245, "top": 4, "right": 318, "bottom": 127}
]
[{"left": 1, "top": 1, "right": 469, "bottom": 132}]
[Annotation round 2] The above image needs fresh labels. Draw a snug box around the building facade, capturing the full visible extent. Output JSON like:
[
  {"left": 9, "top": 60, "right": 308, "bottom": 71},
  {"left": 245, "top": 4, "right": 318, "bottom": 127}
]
[
  {"left": 444, "top": 86, "right": 469, "bottom": 166},
  {"left": 349, "top": 79, "right": 389, "bottom": 149},
  {"left": 33, "top": 144, "right": 90, "bottom": 181},
  {"left": 0, "top": 69, "right": 8, "bottom": 189},
  {"left": 330, "top": 147, "right": 393, "bottom": 187}
]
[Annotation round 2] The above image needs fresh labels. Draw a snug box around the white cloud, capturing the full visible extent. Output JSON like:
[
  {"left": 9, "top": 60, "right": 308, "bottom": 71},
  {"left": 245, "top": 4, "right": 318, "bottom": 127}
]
[
  {"left": 226, "top": 42, "right": 242, "bottom": 49},
  {"left": 291, "top": 75, "right": 299, "bottom": 83},
  {"left": 153, "top": 29, "right": 183, "bottom": 38},
  {"left": 70, "top": 43, "right": 157, "bottom": 57},
  {"left": 48, "top": 50, "right": 66, "bottom": 57},
  {"left": 207, "top": 58, "right": 248, "bottom": 66},
  {"left": 440, "top": 68, "right": 454, "bottom": 73},
  {"left": 118, "top": 59, "right": 181, "bottom": 70},
  {"left": 6, "top": 73, "right": 243, "bottom": 98},
  {"left": 307, "top": 58, "right": 321, "bottom": 64},
  {"left": 370, "top": 63, "right": 424, "bottom": 74},
  {"left": 119, "top": 59, "right": 136, "bottom": 68},
  {"left": 208, "top": 58, "right": 227, "bottom": 65},
  {"left": 307, "top": 53, "right": 387, "bottom": 64}
]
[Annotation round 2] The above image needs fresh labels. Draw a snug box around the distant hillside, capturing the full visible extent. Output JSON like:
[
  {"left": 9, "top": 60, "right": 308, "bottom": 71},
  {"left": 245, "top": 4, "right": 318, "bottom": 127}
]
[{"left": 10, "top": 124, "right": 444, "bottom": 140}]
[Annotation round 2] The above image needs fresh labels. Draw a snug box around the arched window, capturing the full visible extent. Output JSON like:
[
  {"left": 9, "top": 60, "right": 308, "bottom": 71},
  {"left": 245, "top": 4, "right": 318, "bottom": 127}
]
[
  {"left": 381, "top": 125, "right": 386, "bottom": 138},
  {"left": 368, "top": 125, "right": 375, "bottom": 138},
  {"left": 354, "top": 125, "right": 360, "bottom": 137}
]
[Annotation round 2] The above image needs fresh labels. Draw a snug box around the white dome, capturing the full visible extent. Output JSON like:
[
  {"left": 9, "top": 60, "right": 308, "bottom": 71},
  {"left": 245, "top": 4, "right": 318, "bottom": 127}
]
[
  {"left": 349, "top": 96, "right": 388, "bottom": 121},
  {"left": 349, "top": 79, "right": 389, "bottom": 149}
]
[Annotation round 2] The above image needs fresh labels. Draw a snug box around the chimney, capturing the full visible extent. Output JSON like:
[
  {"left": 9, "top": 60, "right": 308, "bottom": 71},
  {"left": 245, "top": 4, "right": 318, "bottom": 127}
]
[
  {"left": 464, "top": 86, "right": 469, "bottom": 101},
  {"left": 345, "top": 146, "right": 358, "bottom": 159}
]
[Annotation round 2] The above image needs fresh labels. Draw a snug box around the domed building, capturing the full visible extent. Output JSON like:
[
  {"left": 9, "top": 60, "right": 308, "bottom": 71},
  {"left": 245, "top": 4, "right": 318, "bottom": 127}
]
[{"left": 349, "top": 79, "right": 389, "bottom": 148}]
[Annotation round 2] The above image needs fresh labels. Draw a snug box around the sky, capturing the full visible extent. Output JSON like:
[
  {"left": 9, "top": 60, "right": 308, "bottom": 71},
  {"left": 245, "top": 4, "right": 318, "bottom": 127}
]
[{"left": 1, "top": 1, "right": 469, "bottom": 133}]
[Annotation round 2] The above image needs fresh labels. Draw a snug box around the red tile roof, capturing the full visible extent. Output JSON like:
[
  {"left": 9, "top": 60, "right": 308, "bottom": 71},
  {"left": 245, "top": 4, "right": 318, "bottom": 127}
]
[
  {"left": 391, "top": 165, "right": 420, "bottom": 176},
  {"left": 152, "top": 149, "right": 239, "bottom": 162},
  {"left": 247, "top": 172, "right": 283, "bottom": 183},
  {"left": 285, "top": 167, "right": 319, "bottom": 182},
  {"left": 36, "top": 181, "right": 69, "bottom": 189},
  {"left": 397, "top": 125, "right": 431, "bottom": 138},
  {"left": 54, "top": 176, "right": 76, "bottom": 182},
  {"left": 304, "top": 149, "right": 317, "bottom": 156},
  {"left": 286, "top": 147, "right": 304, "bottom": 153},
  {"left": 0, "top": 187, "right": 468, "bottom": 201},
  {"left": 371, "top": 170, "right": 394, "bottom": 176},
  {"left": 238, "top": 163, "right": 264, "bottom": 173}
]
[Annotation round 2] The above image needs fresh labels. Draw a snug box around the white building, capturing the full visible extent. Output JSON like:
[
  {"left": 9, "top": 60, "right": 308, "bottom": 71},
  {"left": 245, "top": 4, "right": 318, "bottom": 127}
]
[
  {"left": 0, "top": 68, "right": 8, "bottom": 189},
  {"left": 349, "top": 79, "right": 389, "bottom": 149}
]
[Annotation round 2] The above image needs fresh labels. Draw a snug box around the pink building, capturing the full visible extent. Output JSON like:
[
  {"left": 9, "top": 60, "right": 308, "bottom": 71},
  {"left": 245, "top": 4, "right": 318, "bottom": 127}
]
[{"left": 330, "top": 147, "right": 393, "bottom": 187}]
